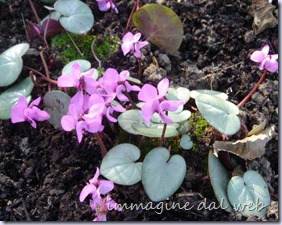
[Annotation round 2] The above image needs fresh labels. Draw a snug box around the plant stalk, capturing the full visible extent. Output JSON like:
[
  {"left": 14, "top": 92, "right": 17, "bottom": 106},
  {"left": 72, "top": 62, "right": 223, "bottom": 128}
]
[
  {"left": 91, "top": 38, "right": 101, "bottom": 69},
  {"left": 237, "top": 70, "right": 268, "bottom": 108},
  {"left": 95, "top": 132, "right": 107, "bottom": 157}
]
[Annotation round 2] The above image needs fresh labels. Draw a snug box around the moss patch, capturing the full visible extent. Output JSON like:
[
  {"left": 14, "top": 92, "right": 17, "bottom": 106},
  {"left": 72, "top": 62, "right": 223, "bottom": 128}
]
[{"left": 50, "top": 32, "right": 120, "bottom": 64}]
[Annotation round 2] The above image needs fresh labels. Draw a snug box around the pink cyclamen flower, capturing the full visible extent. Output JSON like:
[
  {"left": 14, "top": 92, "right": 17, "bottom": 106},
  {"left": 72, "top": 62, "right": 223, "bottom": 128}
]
[
  {"left": 57, "top": 63, "right": 98, "bottom": 94},
  {"left": 121, "top": 32, "right": 149, "bottom": 58},
  {"left": 79, "top": 167, "right": 114, "bottom": 203},
  {"left": 61, "top": 93, "right": 104, "bottom": 143},
  {"left": 138, "top": 78, "right": 185, "bottom": 124},
  {"left": 11, "top": 96, "right": 50, "bottom": 128},
  {"left": 90, "top": 195, "right": 122, "bottom": 221},
  {"left": 96, "top": 0, "right": 119, "bottom": 14},
  {"left": 250, "top": 45, "right": 278, "bottom": 73}
]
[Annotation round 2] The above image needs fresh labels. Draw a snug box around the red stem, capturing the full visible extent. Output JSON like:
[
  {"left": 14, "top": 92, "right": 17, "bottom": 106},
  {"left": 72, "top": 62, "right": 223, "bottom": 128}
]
[
  {"left": 237, "top": 70, "right": 268, "bottom": 108},
  {"left": 95, "top": 132, "right": 107, "bottom": 157}
]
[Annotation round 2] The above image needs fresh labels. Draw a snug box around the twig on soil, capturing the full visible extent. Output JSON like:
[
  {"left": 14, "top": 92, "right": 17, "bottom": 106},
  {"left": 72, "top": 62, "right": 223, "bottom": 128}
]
[
  {"left": 21, "top": 199, "right": 32, "bottom": 221},
  {"left": 66, "top": 31, "right": 84, "bottom": 56},
  {"left": 21, "top": 13, "right": 30, "bottom": 43}
]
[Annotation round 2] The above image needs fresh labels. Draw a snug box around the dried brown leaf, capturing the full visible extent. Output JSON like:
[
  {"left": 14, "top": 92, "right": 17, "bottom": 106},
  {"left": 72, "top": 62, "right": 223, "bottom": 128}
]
[
  {"left": 213, "top": 125, "right": 276, "bottom": 160},
  {"left": 248, "top": 0, "right": 278, "bottom": 35}
]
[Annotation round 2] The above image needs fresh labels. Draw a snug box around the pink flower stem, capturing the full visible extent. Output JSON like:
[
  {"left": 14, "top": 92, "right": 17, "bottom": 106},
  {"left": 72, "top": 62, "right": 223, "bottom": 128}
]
[
  {"left": 237, "top": 70, "right": 268, "bottom": 108},
  {"left": 95, "top": 132, "right": 107, "bottom": 157}
]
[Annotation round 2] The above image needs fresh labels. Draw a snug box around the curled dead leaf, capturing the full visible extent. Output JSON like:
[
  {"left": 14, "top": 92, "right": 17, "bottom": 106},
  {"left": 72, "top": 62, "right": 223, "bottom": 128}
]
[
  {"left": 213, "top": 125, "right": 276, "bottom": 161},
  {"left": 248, "top": 0, "right": 278, "bottom": 35}
]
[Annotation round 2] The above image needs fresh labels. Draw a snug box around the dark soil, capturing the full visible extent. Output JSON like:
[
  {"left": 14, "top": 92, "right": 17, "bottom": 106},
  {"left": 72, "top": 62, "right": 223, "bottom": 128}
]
[{"left": 0, "top": 0, "right": 279, "bottom": 221}]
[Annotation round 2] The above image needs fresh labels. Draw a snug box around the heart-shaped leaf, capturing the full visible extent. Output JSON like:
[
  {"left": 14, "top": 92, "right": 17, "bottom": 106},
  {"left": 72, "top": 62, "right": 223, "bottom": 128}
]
[
  {"left": 190, "top": 90, "right": 228, "bottom": 100},
  {"left": 166, "top": 87, "right": 190, "bottom": 102},
  {"left": 227, "top": 170, "right": 271, "bottom": 217},
  {"left": 142, "top": 147, "right": 186, "bottom": 202},
  {"left": 208, "top": 151, "right": 232, "bottom": 212},
  {"left": 0, "top": 77, "right": 34, "bottom": 119},
  {"left": 43, "top": 91, "right": 71, "bottom": 129},
  {"left": 132, "top": 122, "right": 179, "bottom": 138},
  {"left": 133, "top": 4, "right": 183, "bottom": 53},
  {"left": 151, "top": 110, "right": 191, "bottom": 123},
  {"left": 1, "top": 43, "right": 30, "bottom": 58},
  {"left": 100, "top": 143, "right": 142, "bottom": 185},
  {"left": 118, "top": 109, "right": 145, "bottom": 135},
  {"left": 195, "top": 94, "right": 240, "bottom": 135},
  {"left": 0, "top": 43, "right": 30, "bottom": 87},
  {"left": 180, "top": 134, "right": 193, "bottom": 150},
  {"left": 177, "top": 120, "right": 190, "bottom": 135},
  {"left": 54, "top": 0, "right": 94, "bottom": 34}
]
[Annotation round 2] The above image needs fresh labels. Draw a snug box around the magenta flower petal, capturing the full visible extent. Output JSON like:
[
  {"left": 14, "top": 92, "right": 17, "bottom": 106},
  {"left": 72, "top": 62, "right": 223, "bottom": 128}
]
[
  {"left": 133, "top": 50, "right": 142, "bottom": 58},
  {"left": 24, "top": 108, "right": 38, "bottom": 128},
  {"left": 122, "top": 32, "right": 134, "bottom": 42},
  {"left": 111, "top": 104, "right": 125, "bottom": 113},
  {"left": 88, "top": 168, "right": 100, "bottom": 186},
  {"left": 141, "top": 99, "right": 160, "bottom": 123},
  {"left": 70, "top": 90, "right": 84, "bottom": 107},
  {"left": 119, "top": 70, "right": 129, "bottom": 82},
  {"left": 72, "top": 63, "right": 82, "bottom": 80},
  {"left": 94, "top": 214, "right": 107, "bottom": 222},
  {"left": 138, "top": 84, "right": 158, "bottom": 101},
  {"left": 261, "top": 45, "right": 269, "bottom": 56},
  {"left": 103, "top": 68, "right": 119, "bottom": 82},
  {"left": 87, "top": 120, "right": 104, "bottom": 134},
  {"left": 132, "top": 33, "right": 141, "bottom": 42},
  {"left": 106, "top": 107, "right": 117, "bottom": 123},
  {"left": 57, "top": 74, "right": 79, "bottom": 88},
  {"left": 29, "top": 97, "right": 41, "bottom": 107},
  {"left": 116, "top": 85, "right": 129, "bottom": 102},
  {"left": 79, "top": 183, "right": 97, "bottom": 202},
  {"left": 264, "top": 58, "right": 278, "bottom": 73},
  {"left": 124, "top": 81, "right": 140, "bottom": 92},
  {"left": 136, "top": 41, "right": 149, "bottom": 50},
  {"left": 30, "top": 107, "right": 50, "bottom": 121},
  {"left": 121, "top": 42, "right": 133, "bottom": 56},
  {"left": 157, "top": 78, "right": 169, "bottom": 97},
  {"left": 61, "top": 114, "right": 77, "bottom": 131},
  {"left": 11, "top": 96, "right": 28, "bottom": 123},
  {"left": 250, "top": 51, "right": 265, "bottom": 63},
  {"left": 160, "top": 100, "right": 185, "bottom": 112},
  {"left": 76, "top": 121, "right": 88, "bottom": 143},
  {"left": 97, "top": 2, "right": 111, "bottom": 11},
  {"left": 98, "top": 180, "right": 114, "bottom": 195}
]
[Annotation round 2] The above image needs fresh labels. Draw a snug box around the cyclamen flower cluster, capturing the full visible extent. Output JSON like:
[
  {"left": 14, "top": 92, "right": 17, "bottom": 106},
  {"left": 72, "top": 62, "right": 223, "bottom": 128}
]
[
  {"left": 57, "top": 63, "right": 140, "bottom": 142},
  {"left": 250, "top": 44, "right": 278, "bottom": 73},
  {"left": 11, "top": 96, "right": 50, "bottom": 128},
  {"left": 79, "top": 168, "right": 122, "bottom": 221}
]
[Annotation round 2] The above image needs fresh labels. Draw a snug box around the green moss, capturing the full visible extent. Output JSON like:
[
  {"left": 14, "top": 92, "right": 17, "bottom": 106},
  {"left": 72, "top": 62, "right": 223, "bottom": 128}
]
[
  {"left": 50, "top": 33, "right": 120, "bottom": 64},
  {"left": 189, "top": 112, "right": 209, "bottom": 138}
]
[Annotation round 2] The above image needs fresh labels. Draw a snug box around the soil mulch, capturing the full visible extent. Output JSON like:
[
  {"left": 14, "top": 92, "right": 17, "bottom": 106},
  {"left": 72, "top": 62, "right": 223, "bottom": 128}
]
[{"left": 0, "top": 0, "right": 278, "bottom": 221}]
